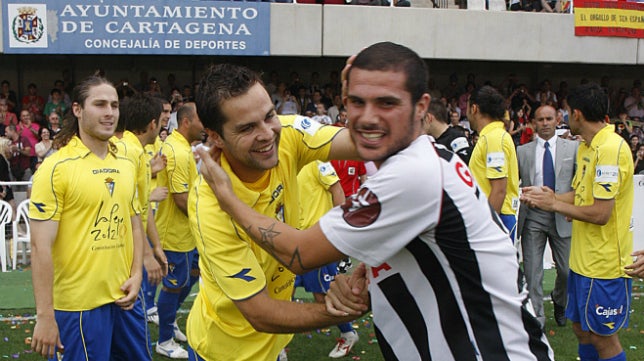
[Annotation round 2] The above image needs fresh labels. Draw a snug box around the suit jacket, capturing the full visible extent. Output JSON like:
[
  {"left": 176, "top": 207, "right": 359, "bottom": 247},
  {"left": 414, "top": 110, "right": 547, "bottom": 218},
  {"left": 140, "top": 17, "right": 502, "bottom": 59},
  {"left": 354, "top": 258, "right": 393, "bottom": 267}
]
[{"left": 517, "top": 136, "right": 578, "bottom": 238}]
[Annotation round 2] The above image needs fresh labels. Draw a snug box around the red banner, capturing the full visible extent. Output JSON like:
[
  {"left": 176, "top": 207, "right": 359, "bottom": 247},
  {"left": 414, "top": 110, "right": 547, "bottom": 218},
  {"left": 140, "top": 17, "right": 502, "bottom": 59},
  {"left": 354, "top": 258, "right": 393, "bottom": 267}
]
[{"left": 575, "top": 0, "right": 644, "bottom": 38}]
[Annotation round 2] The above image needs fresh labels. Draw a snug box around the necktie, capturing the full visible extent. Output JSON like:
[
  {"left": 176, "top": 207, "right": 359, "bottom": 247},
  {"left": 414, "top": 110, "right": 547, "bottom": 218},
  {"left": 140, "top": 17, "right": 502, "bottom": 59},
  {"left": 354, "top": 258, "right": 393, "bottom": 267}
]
[{"left": 543, "top": 142, "right": 555, "bottom": 190}]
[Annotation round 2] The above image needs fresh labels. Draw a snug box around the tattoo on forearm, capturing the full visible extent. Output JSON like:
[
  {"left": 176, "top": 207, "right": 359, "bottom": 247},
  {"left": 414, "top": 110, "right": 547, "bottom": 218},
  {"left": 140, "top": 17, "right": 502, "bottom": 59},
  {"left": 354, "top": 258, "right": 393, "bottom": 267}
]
[{"left": 248, "top": 222, "right": 314, "bottom": 271}]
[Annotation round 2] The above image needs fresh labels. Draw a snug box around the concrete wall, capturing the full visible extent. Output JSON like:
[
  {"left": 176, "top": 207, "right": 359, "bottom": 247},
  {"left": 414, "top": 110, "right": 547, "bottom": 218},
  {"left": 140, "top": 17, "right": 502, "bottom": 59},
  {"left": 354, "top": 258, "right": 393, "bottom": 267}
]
[{"left": 270, "top": 4, "right": 644, "bottom": 65}]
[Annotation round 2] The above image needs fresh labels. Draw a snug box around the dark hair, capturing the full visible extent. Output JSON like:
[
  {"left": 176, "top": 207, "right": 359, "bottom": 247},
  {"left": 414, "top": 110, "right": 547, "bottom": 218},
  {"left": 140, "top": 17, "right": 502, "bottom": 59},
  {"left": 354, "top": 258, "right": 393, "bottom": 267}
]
[
  {"left": 469, "top": 85, "right": 506, "bottom": 120},
  {"left": 195, "top": 63, "right": 264, "bottom": 136},
  {"left": 119, "top": 93, "right": 162, "bottom": 133},
  {"left": 50, "top": 88, "right": 61, "bottom": 96},
  {"left": 176, "top": 102, "right": 198, "bottom": 128},
  {"left": 54, "top": 75, "right": 114, "bottom": 149},
  {"left": 347, "top": 42, "right": 428, "bottom": 104},
  {"left": 38, "top": 126, "right": 52, "bottom": 141},
  {"left": 427, "top": 100, "right": 448, "bottom": 124},
  {"left": 567, "top": 83, "right": 608, "bottom": 123}
]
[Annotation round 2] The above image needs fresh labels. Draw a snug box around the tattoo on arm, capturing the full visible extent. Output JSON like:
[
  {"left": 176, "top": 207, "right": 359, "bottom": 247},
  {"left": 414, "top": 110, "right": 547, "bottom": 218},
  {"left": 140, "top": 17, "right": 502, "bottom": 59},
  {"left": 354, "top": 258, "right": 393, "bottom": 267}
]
[{"left": 248, "top": 222, "right": 314, "bottom": 272}]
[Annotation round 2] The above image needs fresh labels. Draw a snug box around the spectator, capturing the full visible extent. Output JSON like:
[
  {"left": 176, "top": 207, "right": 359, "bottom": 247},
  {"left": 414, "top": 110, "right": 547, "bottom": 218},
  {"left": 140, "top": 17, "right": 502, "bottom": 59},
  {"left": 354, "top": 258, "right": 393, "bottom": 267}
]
[
  {"left": 327, "top": 94, "right": 343, "bottom": 123},
  {"left": 0, "top": 138, "right": 15, "bottom": 208},
  {"left": 43, "top": 89, "right": 68, "bottom": 119},
  {"left": 295, "top": 86, "right": 311, "bottom": 116},
  {"left": 634, "top": 143, "right": 644, "bottom": 174},
  {"left": 306, "top": 89, "right": 325, "bottom": 115},
  {"left": 277, "top": 89, "right": 300, "bottom": 115},
  {"left": 630, "top": 134, "right": 641, "bottom": 161},
  {"left": 0, "top": 98, "right": 16, "bottom": 133},
  {"left": 6, "top": 125, "right": 32, "bottom": 181},
  {"left": 509, "top": 84, "right": 536, "bottom": 112},
  {"left": 312, "top": 103, "right": 333, "bottom": 125},
  {"left": 47, "top": 79, "right": 72, "bottom": 108},
  {"left": 34, "top": 127, "right": 54, "bottom": 163},
  {"left": 536, "top": 79, "right": 558, "bottom": 106},
  {"left": 159, "top": 127, "right": 169, "bottom": 142},
  {"left": 458, "top": 82, "right": 476, "bottom": 118},
  {"left": 0, "top": 80, "right": 18, "bottom": 113},
  {"left": 624, "top": 87, "right": 644, "bottom": 119},
  {"left": 16, "top": 110, "right": 40, "bottom": 171},
  {"left": 21, "top": 83, "right": 45, "bottom": 125},
  {"left": 48, "top": 112, "right": 62, "bottom": 135}
]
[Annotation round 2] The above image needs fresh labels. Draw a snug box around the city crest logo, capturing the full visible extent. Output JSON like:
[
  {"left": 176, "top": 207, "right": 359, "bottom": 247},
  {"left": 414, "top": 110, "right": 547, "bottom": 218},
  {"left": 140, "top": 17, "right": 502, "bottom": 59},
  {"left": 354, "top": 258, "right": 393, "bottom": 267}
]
[{"left": 7, "top": 3, "right": 48, "bottom": 48}]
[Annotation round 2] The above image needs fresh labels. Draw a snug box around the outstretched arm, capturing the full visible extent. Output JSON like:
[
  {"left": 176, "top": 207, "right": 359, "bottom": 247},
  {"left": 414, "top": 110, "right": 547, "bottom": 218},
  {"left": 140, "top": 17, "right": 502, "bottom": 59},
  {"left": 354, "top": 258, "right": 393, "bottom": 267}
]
[{"left": 197, "top": 148, "right": 344, "bottom": 274}]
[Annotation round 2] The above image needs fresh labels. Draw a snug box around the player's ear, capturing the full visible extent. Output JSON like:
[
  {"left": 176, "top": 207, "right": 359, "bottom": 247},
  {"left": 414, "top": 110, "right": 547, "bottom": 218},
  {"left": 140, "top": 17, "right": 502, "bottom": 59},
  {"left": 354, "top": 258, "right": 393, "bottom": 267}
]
[{"left": 205, "top": 128, "right": 224, "bottom": 149}]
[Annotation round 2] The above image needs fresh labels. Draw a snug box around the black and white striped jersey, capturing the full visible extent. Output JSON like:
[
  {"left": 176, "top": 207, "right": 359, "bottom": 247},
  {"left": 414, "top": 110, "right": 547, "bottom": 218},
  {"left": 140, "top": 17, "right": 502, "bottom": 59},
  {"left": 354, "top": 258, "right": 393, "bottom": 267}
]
[{"left": 319, "top": 135, "right": 553, "bottom": 361}]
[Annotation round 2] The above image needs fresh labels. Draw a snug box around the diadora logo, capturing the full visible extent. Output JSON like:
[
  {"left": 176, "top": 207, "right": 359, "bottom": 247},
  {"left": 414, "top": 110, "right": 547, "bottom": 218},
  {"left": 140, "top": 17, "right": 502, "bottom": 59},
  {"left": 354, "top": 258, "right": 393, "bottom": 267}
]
[
  {"left": 595, "top": 304, "right": 623, "bottom": 319},
  {"left": 31, "top": 201, "right": 45, "bottom": 213},
  {"left": 228, "top": 268, "right": 256, "bottom": 282},
  {"left": 270, "top": 184, "right": 283, "bottom": 204},
  {"left": 598, "top": 183, "right": 612, "bottom": 192}
]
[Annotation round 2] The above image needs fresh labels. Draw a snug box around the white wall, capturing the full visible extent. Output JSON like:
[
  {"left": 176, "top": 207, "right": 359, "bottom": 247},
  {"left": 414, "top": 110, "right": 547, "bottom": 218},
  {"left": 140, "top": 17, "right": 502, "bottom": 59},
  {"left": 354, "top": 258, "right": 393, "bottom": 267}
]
[{"left": 269, "top": 4, "right": 643, "bottom": 64}]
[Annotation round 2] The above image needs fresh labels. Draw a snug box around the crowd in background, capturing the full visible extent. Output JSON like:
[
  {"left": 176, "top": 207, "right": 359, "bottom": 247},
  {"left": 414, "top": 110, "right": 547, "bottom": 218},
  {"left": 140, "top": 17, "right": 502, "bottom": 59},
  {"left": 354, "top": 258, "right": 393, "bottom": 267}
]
[{"left": 0, "top": 68, "right": 642, "bottom": 196}]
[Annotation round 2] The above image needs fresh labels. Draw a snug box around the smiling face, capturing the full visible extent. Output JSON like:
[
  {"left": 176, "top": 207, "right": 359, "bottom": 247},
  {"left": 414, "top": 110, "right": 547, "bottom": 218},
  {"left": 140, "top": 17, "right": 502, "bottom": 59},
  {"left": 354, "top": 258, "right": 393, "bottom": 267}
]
[
  {"left": 73, "top": 83, "right": 119, "bottom": 143},
  {"left": 215, "top": 83, "right": 281, "bottom": 182},
  {"left": 345, "top": 68, "right": 428, "bottom": 167}
]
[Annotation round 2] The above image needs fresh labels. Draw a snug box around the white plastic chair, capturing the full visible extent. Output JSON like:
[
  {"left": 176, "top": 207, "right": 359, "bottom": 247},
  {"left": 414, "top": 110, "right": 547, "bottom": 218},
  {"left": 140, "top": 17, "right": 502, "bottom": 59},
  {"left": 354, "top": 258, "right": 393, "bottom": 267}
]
[
  {"left": 12, "top": 199, "right": 30, "bottom": 270},
  {"left": 0, "top": 200, "right": 13, "bottom": 272}
]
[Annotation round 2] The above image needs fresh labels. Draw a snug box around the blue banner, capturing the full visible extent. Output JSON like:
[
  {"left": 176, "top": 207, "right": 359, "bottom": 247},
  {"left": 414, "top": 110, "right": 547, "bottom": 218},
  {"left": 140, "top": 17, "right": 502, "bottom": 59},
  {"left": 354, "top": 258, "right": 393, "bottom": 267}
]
[{"left": 3, "top": 0, "right": 270, "bottom": 55}]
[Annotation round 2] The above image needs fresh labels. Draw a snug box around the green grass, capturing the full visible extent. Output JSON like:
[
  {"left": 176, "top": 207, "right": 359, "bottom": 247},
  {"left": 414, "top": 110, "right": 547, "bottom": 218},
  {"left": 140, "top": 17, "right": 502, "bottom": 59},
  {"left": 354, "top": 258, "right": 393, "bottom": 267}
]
[{"left": 1, "top": 270, "right": 643, "bottom": 360}]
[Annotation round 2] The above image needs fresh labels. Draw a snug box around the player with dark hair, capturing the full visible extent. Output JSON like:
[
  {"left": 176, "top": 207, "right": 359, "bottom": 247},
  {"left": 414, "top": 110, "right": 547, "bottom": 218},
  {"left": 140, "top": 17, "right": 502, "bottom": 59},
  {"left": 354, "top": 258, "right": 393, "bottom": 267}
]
[
  {"left": 30, "top": 76, "right": 148, "bottom": 360},
  {"left": 198, "top": 42, "right": 553, "bottom": 361}
]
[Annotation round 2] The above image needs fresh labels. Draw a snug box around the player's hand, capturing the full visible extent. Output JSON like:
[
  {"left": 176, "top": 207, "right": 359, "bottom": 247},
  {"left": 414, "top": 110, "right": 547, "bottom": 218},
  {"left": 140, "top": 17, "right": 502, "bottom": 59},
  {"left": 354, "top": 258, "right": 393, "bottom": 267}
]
[
  {"left": 32, "top": 314, "right": 63, "bottom": 359},
  {"left": 197, "top": 147, "right": 236, "bottom": 213},
  {"left": 149, "top": 186, "right": 169, "bottom": 202},
  {"left": 143, "top": 251, "right": 163, "bottom": 286},
  {"left": 325, "top": 263, "right": 370, "bottom": 316},
  {"left": 341, "top": 54, "right": 357, "bottom": 100},
  {"left": 520, "top": 186, "right": 556, "bottom": 212},
  {"left": 153, "top": 245, "right": 169, "bottom": 277},
  {"left": 150, "top": 153, "right": 167, "bottom": 176},
  {"left": 116, "top": 273, "right": 142, "bottom": 310},
  {"left": 626, "top": 250, "right": 644, "bottom": 278}
]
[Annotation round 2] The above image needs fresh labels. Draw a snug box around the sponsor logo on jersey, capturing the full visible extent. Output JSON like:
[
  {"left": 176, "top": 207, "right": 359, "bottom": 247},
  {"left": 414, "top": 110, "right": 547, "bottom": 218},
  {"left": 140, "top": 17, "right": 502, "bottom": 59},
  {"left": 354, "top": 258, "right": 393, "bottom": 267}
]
[
  {"left": 455, "top": 162, "right": 473, "bottom": 187},
  {"left": 486, "top": 152, "right": 505, "bottom": 169},
  {"left": 595, "top": 165, "right": 618, "bottom": 183},
  {"left": 341, "top": 187, "right": 380, "bottom": 227},
  {"left": 104, "top": 177, "right": 115, "bottom": 197},
  {"left": 595, "top": 304, "right": 623, "bottom": 319},
  {"left": 293, "top": 115, "right": 322, "bottom": 136},
  {"left": 371, "top": 262, "right": 392, "bottom": 278},
  {"left": 228, "top": 268, "right": 256, "bottom": 282}
]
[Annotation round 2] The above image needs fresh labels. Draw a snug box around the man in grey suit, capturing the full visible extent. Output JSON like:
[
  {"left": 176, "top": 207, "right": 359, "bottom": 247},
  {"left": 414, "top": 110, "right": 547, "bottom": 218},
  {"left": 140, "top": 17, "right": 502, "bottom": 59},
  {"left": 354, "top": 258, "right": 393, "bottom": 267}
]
[{"left": 517, "top": 105, "right": 578, "bottom": 328}]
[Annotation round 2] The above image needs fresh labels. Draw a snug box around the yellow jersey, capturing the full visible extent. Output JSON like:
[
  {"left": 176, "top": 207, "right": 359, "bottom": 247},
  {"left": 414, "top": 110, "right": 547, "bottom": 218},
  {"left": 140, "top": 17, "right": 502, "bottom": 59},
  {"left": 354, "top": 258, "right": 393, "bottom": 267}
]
[
  {"left": 114, "top": 131, "right": 151, "bottom": 229},
  {"left": 298, "top": 161, "right": 339, "bottom": 229},
  {"left": 155, "top": 131, "right": 197, "bottom": 252},
  {"left": 29, "top": 136, "right": 137, "bottom": 311},
  {"left": 186, "top": 115, "right": 341, "bottom": 361},
  {"left": 469, "top": 121, "right": 519, "bottom": 215},
  {"left": 570, "top": 124, "right": 634, "bottom": 278}
]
